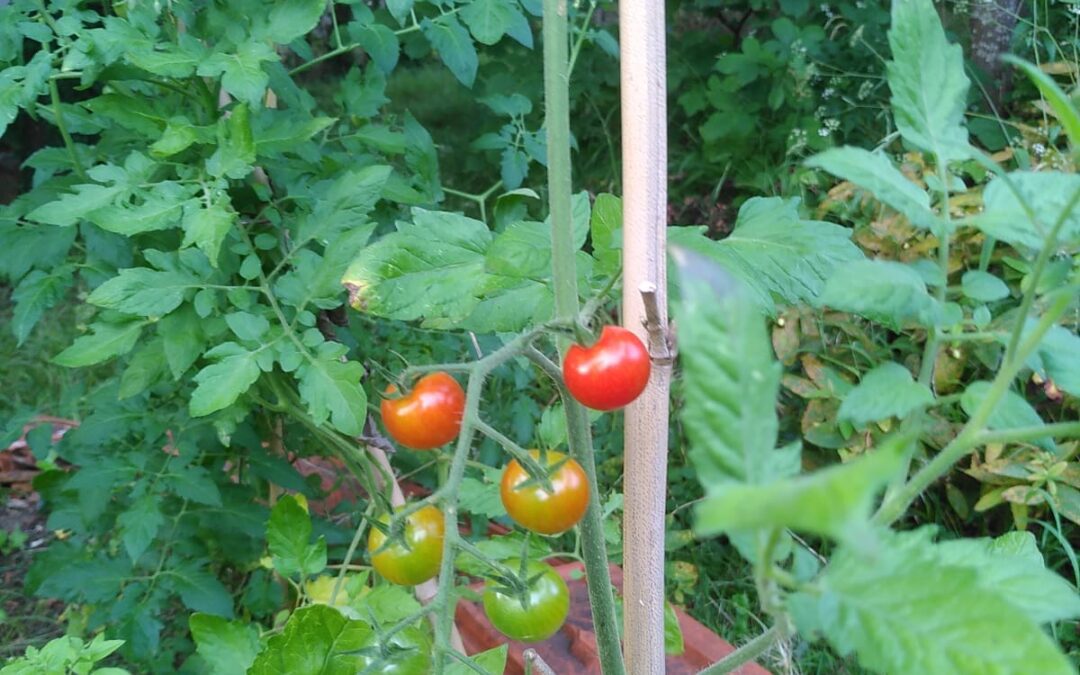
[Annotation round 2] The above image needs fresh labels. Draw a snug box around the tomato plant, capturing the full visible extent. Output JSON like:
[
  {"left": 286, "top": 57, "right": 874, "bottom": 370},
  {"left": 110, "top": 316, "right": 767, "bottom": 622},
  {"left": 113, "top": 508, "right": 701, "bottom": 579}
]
[
  {"left": 368, "top": 505, "right": 445, "bottom": 586},
  {"left": 483, "top": 560, "right": 570, "bottom": 643},
  {"left": 355, "top": 626, "right": 432, "bottom": 675},
  {"left": 500, "top": 450, "right": 589, "bottom": 535},
  {"left": 381, "top": 372, "right": 466, "bottom": 450},
  {"left": 563, "top": 326, "right": 651, "bottom": 411}
]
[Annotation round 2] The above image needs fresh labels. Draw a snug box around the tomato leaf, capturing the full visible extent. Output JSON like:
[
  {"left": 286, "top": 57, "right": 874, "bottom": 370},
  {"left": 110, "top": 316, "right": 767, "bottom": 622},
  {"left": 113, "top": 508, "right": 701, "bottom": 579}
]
[
  {"left": 117, "top": 494, "right": 165, "bottom": 562},
  {"left": 805, "top": 147, "right": 940, "bottom": 231},
  {"left": 673, "top": 245, "right": 799, "bottom": 486},
  {"left": 189, "top": 614, "right": 261, "bottom": 675},
  {"left": 247, "top": 605, "right": 371, "bottom": 675},
  {"left": 53, "top": 319, "right": 145, "bottom": 367},
  {"left": 837, "top": 362, "right": 934, "bottom": 427},
  {"left": 446, "top": 644, "right": 508, "bottom": 675},
  {"left": 961, "top": 381, "right": 1054, "bottom": 451},
  {"left": 11, "top": 268, "right": 72, "bottom": 346},
  {"left": 189, "top": 343, "right": 263, "bottom": 417},
  {"left": 295, "top": 352, "right": 368, "bottom": 436},
  {"left": 88, "top": 267, "right": 199, "bottom": 317},
  {"left": 819, "top": 259, "right": 939, "bottom": 329},
  {"left": 172, "top": 560, "right": 234, "bottom": 617},
  {"left": 885, "top": 0, "right": 971, "bottom": 163},
  {"left": 267, "top": 495, "right": 327, "bottom": 579},
  {"left": 974, "top": 172, "right": 1080, "bottom": 251},
  {"left": 421, "top": 14, "right": 478, "bottom": 88},
  {"left": 669, "top": 197, "right": 863, "bottom": 316},
  {"left": 694, "top": 436, "right": 907, "bottom": 544},
  {"left": 788, "top": 528, "right": 1079, "bottom": 674}
]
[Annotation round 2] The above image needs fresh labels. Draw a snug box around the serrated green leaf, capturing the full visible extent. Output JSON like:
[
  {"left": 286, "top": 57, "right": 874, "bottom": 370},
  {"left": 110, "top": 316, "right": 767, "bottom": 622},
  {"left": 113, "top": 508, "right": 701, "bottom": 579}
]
[
  {"left": 11, "top": 269, "right": 72, "bottom": 346},
  {"left": 354, "top": 23, "right": 400, "bottom": 74},
  {"left": 247, "top": 605, "right": 371, "bottom": 675},
  {"left": 838, "top": 362, "right": 933, "bottom": 426},
  {"left": 118, "top": 495, "right": 164, "bottom": 561},
  {"left": 974, "top": 172, "right": 1080, "bottom": 250},
  {"left": 189, "top": 343, "right": 262, "bottom": 417},
  {"left": 26, "top": 183, "right": 126, "bottom": 226},
  {"left": 182, "top": 198, "right": 235, "bottom": 267},
  {"left": 935, "top": 531, "right": 1080, "bottom": 624},
  {"left": 166, "top": 465, "right": 222, "bottom": 506},
  {"left": 669, "top": 197, "right": 863, "bottom": 316},
  {"left": 150, "top": 117, "right": 202, "bottom": 157},
  {"left": 206, "top": 103, "right": 256, "bottom": 179},
  {"left": 197, "top": 42, "right": 276, "bottom": 108},
  {"left": 789, "top": 529, "right": 1075, "bottom": 675},
  {"left": 268, "top": 495, "right": 327, "bottom": 579},
  {"left": 806, "top": 147, "right": 940, "bottom": 230},
  {"left": 695, "top": 436, "right": 906, "bottom": 543},
  {"left": 296, "top": 164, "right": 390, "bottom": 246},
  {"left": 296, "top": 358, "right": 367, "bottom": 436},
  {"left": 118, "top": 338, "right": 169, "bottom": 398},
  {"left": 886, "top": 0, "right": 970, "bottom": 163},
  {"left": 160, "top": 305, "right": 205, "bottom": 379},
  {"left": 961, "top": 381, "right": 1053, "bottom": 451},
  {"left": 224, "top": 311, "right": 270, "bottom": 341},
  {"left": 0, "top": 220, "right": 76, "bottom": 283},
  {"left": 673, "top": 245, "right": 799, "bottom": 486},
  {"left": 259, "top": 0, "right": 326, "bottom": 44},
  {"left": 173, "top": 561, "right": 233, "bottom": 617},
  {"left": 189, "top": 614, "right": 260, "bottom": 675},
  {"left": 458, "top": 476, "right": 504, "bottom": 518},
  {"left": 961, "top": 270, "right": 1010, "bottom": 302},
  {"left": 462, "top": 0, "right": 514, "bottom": 45},
  {"left": 253, "top": 111, "right": 335, "bottom": 155},
  {"left": 53, "top": 320, "right": 145, "bottom": 367},
  {"left": 87, "top": 187, "right": 193, "bottom": 237},
  {"left": 421, "top": 14, "right": 478, "bottom": 87},
  {"left": 590, "top": 193, "right": 622, "bottom": 277},
  {"left": 343, "top": 208, "right": 491, "bottom": 325},
  {"left": 819, "top": 259, "right": 938, "bottom": 328},
  {"left": 88, "top": 267, "right": 197, "bottom": 316},
  {"left": 386, "top": 0, "right": 415, "bottom": 24}
]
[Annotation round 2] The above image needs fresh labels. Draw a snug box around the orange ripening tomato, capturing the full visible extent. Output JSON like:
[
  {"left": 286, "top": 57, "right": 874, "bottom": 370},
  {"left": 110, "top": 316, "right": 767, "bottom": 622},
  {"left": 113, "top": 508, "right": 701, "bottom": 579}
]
[
  {"left": 368, "top": 505, "right": 445, "bottom": 586},
  {"left": 381, "top": 372, "right": 465, "bottom": 450},
  {"left": 500, "top": 450, "right": 589, "bottom": 535}
]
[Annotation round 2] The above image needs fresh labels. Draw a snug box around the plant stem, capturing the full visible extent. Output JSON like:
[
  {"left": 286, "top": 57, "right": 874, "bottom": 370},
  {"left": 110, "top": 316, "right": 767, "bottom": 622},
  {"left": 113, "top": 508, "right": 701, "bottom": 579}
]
[
  {"left": 49, "top": 79, "right": 87, "bottom": 180},
  {"left": 1003, "top": 185, "right": 1080, "bottom": 363},
  {"left": 542, "top": 0, "right": 624, "bottom": 671},
  {"left": 977, "top": 421, "right": 1080, "bottom": 447},
  {"left": 697, "top": 625, "right": 782, "bottom": 675}
]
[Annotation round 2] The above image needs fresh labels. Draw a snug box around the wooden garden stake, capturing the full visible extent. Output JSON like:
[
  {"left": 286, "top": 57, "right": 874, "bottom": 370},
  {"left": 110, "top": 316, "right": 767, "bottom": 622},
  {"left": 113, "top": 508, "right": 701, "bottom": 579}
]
[{"left": 620, "top": 1, "right": 672, "bottom": 673}]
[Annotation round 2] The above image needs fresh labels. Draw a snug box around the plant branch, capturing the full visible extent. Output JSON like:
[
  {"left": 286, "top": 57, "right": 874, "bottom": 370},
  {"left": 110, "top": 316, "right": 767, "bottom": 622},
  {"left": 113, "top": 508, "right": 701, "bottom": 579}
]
[
  {"left": 49, "top": 79, "right": 87, "bottom": 181},
  {"left": 1003, "top": 185, "right": 1080, "bottom": 363},
  {"left": 697, "top": 624, "right": 783, "bottom": 675}
]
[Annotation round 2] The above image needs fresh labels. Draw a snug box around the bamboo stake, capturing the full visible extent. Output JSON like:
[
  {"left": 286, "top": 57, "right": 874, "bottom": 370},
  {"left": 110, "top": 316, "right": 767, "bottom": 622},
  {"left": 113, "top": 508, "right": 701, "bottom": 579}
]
[{"left": 620, "top": 1, "right": 671, "bottom": 672}]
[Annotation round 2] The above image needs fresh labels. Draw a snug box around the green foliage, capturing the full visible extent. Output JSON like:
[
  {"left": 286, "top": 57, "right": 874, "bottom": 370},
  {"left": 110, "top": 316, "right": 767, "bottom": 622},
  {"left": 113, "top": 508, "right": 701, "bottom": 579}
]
[
  {"left": 680, "top": 0, "right": 1080, "bottom": 672},
  {"left": 0, "top": 635, "right": 129, "bottom": 675}
]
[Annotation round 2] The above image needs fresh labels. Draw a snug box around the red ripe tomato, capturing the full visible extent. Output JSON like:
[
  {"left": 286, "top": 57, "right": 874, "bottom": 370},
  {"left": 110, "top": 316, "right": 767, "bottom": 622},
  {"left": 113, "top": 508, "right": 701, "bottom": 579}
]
[
  {"left": 500, "top": 450, "right": 588, "bottom": 535},
  {"left": 367, "top": 505, "right": 445, "bottom": 586},
  {"left": 563, "top": 326, "right": 651, "bottom": 411},
  {"left": 483, "top": 559, "right": 570, "bottom": 643},
  {"left": 381, "top": 372, "right": 465, "bottom": 450}
]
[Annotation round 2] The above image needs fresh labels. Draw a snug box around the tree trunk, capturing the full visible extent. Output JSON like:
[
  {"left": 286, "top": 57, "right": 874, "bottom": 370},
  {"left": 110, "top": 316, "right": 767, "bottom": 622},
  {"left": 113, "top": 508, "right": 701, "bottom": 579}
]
[{"left": 970, "top": 0, "right": 1024, "bottom": 110}]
